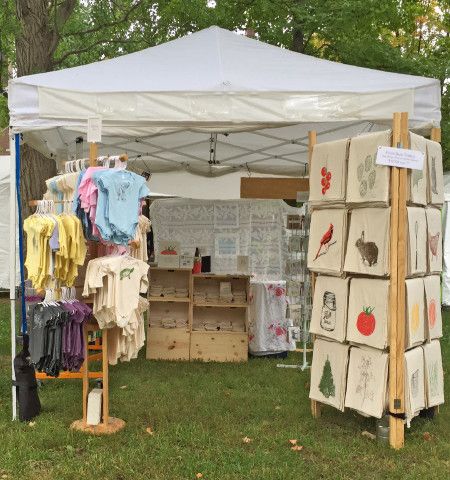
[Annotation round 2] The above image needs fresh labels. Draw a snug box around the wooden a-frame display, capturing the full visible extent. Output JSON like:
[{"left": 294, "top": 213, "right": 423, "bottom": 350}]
[{"left": 309, "top": 113, "right": 442, "bottom": 449}]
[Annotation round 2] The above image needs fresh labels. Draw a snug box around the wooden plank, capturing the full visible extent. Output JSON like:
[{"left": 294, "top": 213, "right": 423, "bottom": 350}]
[
  {"left": 36, "top": 371, "right": 103, "bottom": 380},
  {"left": 146, "top": 327, "right": 191, "bottom": 361},
  {"left": 190, "top": 331, "right": 248, "bottom": 362},
  {"left": 389, "top": 112, "right": 407, "bottom": 450},
  {"left": 82, "top": 322, "right": 89, "bottom": 425},
  {"left": 149, "top": 297, "right": 190, "bottom": 303},
  {"left": 308, "top": 130, "right": 321, "bottom": 420},
  {"left": 430, "top": 127, "right": 441, "bottom": 143},
  {"left": 89, "top": 143, "right": 98, "bottom": 167},
  {"left": 102, "top": 329, "right": 109, "bottom": 425},
  {"left": 240, "top": 177, "right": 309, "bottom": 199}
]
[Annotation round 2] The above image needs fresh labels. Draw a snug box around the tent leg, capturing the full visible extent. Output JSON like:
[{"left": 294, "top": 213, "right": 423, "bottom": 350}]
[
  {"left": 9, "top": 131, "right": 17, "bottom": 421},
  {"left": 14, "top": 134, "right": 27, "bottom": 333}
]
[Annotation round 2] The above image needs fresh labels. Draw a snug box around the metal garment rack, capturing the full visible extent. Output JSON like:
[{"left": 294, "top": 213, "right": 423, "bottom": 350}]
[{"left": 277, "top": 204, "right": 312, "bottom": 371}]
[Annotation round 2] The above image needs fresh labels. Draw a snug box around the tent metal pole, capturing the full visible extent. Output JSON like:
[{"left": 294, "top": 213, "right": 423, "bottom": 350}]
[
  {"left": 9, "top": 131, "right": 17, "bottom": 421},
  {"left": 14, "top": 134, "right": 27, "bottom": 334}
]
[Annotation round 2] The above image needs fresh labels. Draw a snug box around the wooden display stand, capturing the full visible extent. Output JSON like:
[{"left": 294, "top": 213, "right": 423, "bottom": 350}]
[
  {"left": 309, "top": 113, "right": 442, "bottom": 449},
  {"left": 147, "top": 268, "right": 250, "bottom": 362},
  {"left": 70, "top": 142, "right": 125, "bottom": 434}
]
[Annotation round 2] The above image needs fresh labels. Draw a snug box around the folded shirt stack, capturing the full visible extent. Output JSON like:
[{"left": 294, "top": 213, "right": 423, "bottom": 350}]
[
  {"left": 174, "top": 288, "right": 189, "bottom": 298},
  {"left": 194, "top": 290, "right": 207, "bottom": 303},
  {"left": 232, "top": 290, "right": 247, "bottom": 304},
  {"left": 162, "top": 286, "right": 176, "bottom": 297},
  {"left": 149, "top": 284, "right": 163, "bottom": 297},
  {"left": 206, "top": 291, "right": 220, "bottom": 303}
]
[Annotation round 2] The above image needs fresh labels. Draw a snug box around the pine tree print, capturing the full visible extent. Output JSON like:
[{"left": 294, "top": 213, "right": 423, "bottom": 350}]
[{"left": 319, "top": 356, "right": 335, "bottom": 398}]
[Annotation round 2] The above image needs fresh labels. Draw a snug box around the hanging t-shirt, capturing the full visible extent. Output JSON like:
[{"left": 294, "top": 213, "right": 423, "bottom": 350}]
[{"left": 93, "top": 170, "right": 150, "bottom": 245}]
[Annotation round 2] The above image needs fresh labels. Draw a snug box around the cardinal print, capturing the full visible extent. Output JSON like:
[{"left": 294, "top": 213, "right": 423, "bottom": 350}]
[{"left": 314, "top": 223, "right": 336, "bottom": 260}]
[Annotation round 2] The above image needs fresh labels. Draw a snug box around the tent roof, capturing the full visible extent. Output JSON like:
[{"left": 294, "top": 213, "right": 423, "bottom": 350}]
[{"left": 8, "top": 26, "right": 441, "bottom": 176}]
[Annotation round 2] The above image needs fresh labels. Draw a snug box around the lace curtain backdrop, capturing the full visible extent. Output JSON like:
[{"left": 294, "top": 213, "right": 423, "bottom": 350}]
[{"left": 150, "top": 199, "right": 300, "bottom": 281}]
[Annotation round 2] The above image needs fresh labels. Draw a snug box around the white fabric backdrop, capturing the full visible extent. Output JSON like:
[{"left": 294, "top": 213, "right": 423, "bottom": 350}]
[
  {"left": 441, "top": 173, "right": 450, "bottom": 305},
  {"left": 150, "top": 198, "right": 298, "bottom": 280},
  {"left": 0, "top": 155, "right": 19, "bottom": 289}
]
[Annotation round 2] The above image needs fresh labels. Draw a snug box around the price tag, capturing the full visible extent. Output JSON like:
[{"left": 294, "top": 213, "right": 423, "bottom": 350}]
[
  {"left": 376, "top": 146, "right": 424, "bottom": 170},
  {"left": 87, "top": 116, "right": 102, "bottom": 143}
]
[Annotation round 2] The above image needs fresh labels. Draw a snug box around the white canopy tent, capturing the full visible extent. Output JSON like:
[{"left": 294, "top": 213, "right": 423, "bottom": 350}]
[
  {"left": 6, "top": 26, "right": 442, "bottom": 419},
  {"left": 9, "top": 26, "right": 440, "bottom": 178},
  {"left": 442, "top": 173, "right": 450, "bottom": 305}
]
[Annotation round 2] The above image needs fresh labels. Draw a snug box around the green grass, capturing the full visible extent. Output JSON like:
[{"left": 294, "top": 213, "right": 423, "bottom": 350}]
[{"left": 0, "top": 300, "right": 449, "bottom": 480}]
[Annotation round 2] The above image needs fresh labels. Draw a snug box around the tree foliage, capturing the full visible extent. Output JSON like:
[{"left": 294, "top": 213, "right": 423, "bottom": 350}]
[{"left": 0, "top": 0, "right": 449, "bottom": 162}]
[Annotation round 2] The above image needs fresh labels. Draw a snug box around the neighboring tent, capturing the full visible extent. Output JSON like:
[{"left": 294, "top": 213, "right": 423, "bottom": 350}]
[
  {"left": 8, "top": 26, "right": 441, "bottom": 178},
  {"left": 0, "top": 155, "right": 19, "bottom": 289},
  {"left": 442, "top": 173, "right": 450, "bottom": 305}
]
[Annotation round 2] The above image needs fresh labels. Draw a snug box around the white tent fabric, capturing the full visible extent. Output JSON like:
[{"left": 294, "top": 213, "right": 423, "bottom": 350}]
[
  {"left": 0, "top": 155, "right": 19, "bottom": 289},
  {"left": 441, "top": 173, "right": 450, "bottom": 305},
  {"left": 8, "top": 26, "right": 441, "bottom": 177}
]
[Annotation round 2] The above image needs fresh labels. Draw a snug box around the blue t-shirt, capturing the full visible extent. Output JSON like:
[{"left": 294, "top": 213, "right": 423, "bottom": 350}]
[{"left": 92, "top": 170, "right": 150, "bottom": 245}]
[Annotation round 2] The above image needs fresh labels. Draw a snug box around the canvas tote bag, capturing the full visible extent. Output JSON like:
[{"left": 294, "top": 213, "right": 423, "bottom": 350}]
[
  {"left": 307, "top": 208, "right": 347, "bottom": 275},
  {"left": 344, "top": 207, "right": 390, "bottom": 277},
  {"left": 405, "top": 278, "right": 425, "bottom": 349},
  {"left": 309, "top": 338, "right": 350, "bottom": 411},
  {"left": 404, "top": 346, "right": 426, "bottom": 426},
  {"left": 344, "top": 345, "right": 389, "bottom": 418},
  {"left": 422, "top": 340, "right": 444, "bottom": 407},
  {"left": 310, "top": 275, "right": 349, "bottom": 342},
  {"left": 406, "top": 207, "right": 427, "bottom": 276},
  {"left": 426, "top": 139, "right": 444, "bottom": 206},
  {"left": 346, "top": 130, "right": 391, "bottom": 205},
  {"left": 426, "top": 207, "right": 442, "bottom": 273},
  {"left": 346, "top": 278, "right": 389, "bottom": 350},
  {"left": 408, "top": 132, "right": 428, "bottom": 206},
  {"left": 423, "top": 275, "right": 442, "bottom": 340},
  {"left": 309, "top": 138, "right": 349, "bottom": 205}
]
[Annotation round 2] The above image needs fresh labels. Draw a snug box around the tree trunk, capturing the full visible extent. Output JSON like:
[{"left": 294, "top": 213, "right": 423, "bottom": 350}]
[{"left": 14, "top": 0, "right": 75, "bottom": 217}]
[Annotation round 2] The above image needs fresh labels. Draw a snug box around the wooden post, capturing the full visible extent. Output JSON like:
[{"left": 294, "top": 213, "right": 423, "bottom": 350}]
[
  {"left": 388, "top": 112, "right": 408, "bottom": 449},
  {"left": 82, "top": 324, "right": 89, "bottom": 425},
  {"left": 430, "top": 127, "right": 441, "bottom": 143},
  {"left": 102, "top": 329, "right": 109, "bottom": 425},
  {"left": 308, "top": 130, "right": 321, "bottom": 419}
]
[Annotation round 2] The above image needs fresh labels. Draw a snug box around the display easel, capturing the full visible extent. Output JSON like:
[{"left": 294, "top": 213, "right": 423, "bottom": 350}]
[{"left": 309, "top": 113, "right": 442, "bottom": 449}]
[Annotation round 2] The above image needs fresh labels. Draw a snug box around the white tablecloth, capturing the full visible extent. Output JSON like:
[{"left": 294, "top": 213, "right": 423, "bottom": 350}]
[{"left": 248, "top": 281, "right": 295, "bottom": 355}]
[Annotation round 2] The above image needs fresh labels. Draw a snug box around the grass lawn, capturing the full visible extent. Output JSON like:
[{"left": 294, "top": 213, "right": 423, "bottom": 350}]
[{"left": 0, "top": 300, "right": 449, "bottom": 480}]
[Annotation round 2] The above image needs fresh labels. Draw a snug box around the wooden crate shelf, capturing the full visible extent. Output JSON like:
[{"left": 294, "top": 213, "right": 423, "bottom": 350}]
[
  {"left": 149, "top": 296, "right": 190, "bottom": 303},
  {"left": 146, "top": 268, "right": 250, "bottom": 362}
]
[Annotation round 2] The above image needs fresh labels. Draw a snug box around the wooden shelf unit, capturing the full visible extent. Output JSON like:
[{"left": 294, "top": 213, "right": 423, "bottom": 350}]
[{"left": 146, "top": 268, "right": 250, "bottom": 362}]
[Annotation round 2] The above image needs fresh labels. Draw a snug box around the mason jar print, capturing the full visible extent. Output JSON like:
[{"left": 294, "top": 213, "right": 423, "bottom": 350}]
[{"left": 320, "top": 291, "right": 336, "bottom": 331}]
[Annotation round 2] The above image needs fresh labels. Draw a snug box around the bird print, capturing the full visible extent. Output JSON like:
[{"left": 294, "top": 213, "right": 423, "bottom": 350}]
[
  {"left": 120, "top": 267, "right": 134, "bottom": 280},
  {"left": 314, "top": 223, "right": 334, "bottom": 260},
  {"left": 428, "top": 232, "right": 440, "bottom": 259}
]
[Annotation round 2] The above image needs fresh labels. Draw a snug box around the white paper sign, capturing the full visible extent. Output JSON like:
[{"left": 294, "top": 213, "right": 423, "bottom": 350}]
[
  {"left": 87, "top": 116, "right": 102, "bottom": 143},
  {"left": 376, "top": 146, "right": 424, "bottom": 170}
]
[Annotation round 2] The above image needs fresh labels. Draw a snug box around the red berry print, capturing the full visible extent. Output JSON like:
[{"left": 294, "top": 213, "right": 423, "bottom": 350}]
[
  {"left": 321, "top": 178, "right": 327, "bottom": 186},
  {"left": 322, "top": 188, "right": 326, "bottom": 195},
  {"left": 321, "top": 167, "right": 327, "bottom": 176},
  {"left": 326, "top": 172, "right": 331, "bottom": 181}
]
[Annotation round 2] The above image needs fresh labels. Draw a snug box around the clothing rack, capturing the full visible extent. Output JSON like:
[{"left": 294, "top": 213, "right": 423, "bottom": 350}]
[{"left": 28, "top": 146, "right": 127, "bottom": 433}]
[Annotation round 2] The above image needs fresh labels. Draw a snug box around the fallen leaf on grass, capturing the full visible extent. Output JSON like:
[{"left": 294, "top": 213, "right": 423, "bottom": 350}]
[
  {"left": 423, "top": 432, "right": 432, "bottom": 442},
  {"left": 361, "top": 430, "right": 376, "bottom": 440},
  {"left": 195, "top": 473, "right": 203, "bottom": 479},
  {"left": 275, "top": 405, "right": 281, "bottom": 410},
  {"left": 120, "top": 385, "right": 128, "bottom": 389},
  {"left": 242, "top": 436, "right": 252, "bottom": 444},
  {"left": 289, "top": 439, "right": 298, "bottom": 445},
  {"left": 28, "top": 421, "right": 36, "bottom": 428},
  {"left": 145, "top": 426, "right": 155, "bottom": 435},
  {"left": 290, "top": 445, "right": 304, "bottom": 452}
]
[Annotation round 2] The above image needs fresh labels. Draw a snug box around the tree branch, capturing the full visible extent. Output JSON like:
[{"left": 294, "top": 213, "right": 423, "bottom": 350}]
[
  {"left": 53, "top": 37, "right": 148, "bottom": 66},
  {"left": 63, "top": 1, "right": 142, "bottom": 38}
]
